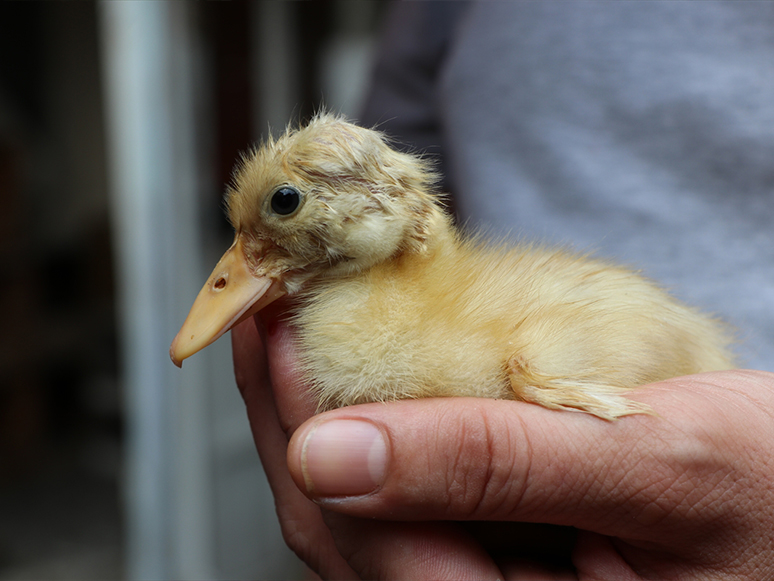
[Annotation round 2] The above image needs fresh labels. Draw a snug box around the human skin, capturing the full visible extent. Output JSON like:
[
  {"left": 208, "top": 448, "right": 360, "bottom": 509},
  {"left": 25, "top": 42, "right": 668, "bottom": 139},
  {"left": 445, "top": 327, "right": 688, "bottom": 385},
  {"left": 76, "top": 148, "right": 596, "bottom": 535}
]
[{"left": 232, "top": 310, "right": 774, "bottom": 580}]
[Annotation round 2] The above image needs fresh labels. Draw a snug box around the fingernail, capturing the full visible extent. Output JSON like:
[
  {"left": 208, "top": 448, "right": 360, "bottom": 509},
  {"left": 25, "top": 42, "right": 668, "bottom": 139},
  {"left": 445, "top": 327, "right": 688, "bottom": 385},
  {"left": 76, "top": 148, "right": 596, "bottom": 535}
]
[{"left": 301, "top": 419, "right": 388, "bottom": 497}]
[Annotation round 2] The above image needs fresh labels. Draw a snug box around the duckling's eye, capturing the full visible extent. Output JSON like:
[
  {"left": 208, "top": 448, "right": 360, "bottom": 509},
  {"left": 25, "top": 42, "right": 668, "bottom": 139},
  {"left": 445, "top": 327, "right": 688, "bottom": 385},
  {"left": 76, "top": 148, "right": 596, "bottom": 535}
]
[{"left": 270, "top": 186, "right": 301, "bottom": 216}]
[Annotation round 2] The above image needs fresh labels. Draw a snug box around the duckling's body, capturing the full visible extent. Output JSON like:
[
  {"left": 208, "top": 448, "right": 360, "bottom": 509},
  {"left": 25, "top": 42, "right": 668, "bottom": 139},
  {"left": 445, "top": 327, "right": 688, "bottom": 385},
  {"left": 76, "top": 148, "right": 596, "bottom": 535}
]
[
  {"left": 171, "top": 113, "right": 735, "bottom": 419},
  {"left": 295, "top": 210, "right": 732, "bottom": 417}
]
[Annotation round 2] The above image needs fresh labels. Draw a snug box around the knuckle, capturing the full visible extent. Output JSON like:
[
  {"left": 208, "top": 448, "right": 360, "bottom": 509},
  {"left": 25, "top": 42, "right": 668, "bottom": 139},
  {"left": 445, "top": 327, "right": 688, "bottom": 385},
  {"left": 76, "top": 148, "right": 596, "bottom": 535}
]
[
  {"left": 437, "top": 405, "right": 530, "bottom": 519},
  {"left": 276, "top": 503, "right": 328, "bottom": 568},
  {"left": 277, "top": 511, "right": 312, "bottom": 558}
]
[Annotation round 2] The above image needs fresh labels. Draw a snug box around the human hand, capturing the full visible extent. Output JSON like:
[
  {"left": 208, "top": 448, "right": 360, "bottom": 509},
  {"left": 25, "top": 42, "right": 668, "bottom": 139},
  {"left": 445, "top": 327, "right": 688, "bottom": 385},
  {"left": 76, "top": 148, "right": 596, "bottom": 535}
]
[{"left": 233, "top": 313, "right": 774, "bottom": 580}]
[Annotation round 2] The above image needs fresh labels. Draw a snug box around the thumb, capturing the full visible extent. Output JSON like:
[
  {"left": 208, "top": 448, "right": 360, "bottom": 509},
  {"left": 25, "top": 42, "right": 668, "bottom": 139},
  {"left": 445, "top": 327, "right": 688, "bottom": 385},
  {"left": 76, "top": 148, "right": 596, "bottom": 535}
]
[
  {"left": 288, "top": 397, "right": 634, "bottom": 527},
  {"left": 286, "top": 374, "right": 761, "bottom": 543}
]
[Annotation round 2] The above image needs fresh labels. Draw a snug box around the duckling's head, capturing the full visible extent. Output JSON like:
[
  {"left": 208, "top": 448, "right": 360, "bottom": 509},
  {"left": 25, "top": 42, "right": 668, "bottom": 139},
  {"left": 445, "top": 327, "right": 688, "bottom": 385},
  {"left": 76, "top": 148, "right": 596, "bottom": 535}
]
[{"left": 170, "top": 113, "right": 442, "bottom": 366}]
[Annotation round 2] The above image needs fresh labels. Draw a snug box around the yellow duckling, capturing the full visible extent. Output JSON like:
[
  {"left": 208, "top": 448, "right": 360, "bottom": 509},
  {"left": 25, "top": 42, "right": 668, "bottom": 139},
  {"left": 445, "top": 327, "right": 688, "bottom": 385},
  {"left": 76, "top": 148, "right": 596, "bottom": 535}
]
[{"left": 170, "top": 113, "right": 735, "bottom": 419}]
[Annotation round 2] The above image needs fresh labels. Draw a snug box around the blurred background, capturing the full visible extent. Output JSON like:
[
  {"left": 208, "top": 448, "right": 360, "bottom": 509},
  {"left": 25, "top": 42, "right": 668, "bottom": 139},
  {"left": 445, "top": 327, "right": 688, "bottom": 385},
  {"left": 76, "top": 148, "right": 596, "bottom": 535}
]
[{"left": 0, "top": 2, "right": 385, "bottom": 579}]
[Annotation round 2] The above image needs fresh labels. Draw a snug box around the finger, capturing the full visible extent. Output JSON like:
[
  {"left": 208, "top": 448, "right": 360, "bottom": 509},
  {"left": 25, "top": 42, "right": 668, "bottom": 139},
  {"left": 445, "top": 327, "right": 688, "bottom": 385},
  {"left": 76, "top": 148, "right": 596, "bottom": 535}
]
[
  {"left": 258, "top": 309, "right": 321, "bottom": 434},
  {"left": 286, "top": 371, "right": 774, "bottom": 546},
  {"left": 321, "top": 513, "right": 507, "bottom": 581},
  {"left": 231, "top": 319, "right": 359, "bottom": 580}
]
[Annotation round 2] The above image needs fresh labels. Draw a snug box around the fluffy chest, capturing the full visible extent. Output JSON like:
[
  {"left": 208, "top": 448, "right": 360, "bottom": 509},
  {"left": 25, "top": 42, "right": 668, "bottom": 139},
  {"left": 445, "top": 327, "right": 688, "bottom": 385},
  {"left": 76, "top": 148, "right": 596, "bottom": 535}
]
[{"left": 291, "top": 266, "right": 512, "bottom": 409}]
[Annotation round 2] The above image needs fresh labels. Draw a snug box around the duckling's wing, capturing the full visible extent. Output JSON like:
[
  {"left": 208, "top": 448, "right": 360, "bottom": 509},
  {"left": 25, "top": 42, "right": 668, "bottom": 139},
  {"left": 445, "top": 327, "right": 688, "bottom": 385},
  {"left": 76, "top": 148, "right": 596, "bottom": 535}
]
[{"left": 507, "top": 357, "right": 653, "bottom": 420}]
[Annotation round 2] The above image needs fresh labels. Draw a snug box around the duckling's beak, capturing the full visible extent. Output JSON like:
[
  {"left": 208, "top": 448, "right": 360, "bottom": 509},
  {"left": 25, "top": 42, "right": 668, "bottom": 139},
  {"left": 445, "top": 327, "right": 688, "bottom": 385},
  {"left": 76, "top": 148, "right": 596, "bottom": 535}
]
[{"left": 170, "top": 237, "right": 285, "bottom": 367}]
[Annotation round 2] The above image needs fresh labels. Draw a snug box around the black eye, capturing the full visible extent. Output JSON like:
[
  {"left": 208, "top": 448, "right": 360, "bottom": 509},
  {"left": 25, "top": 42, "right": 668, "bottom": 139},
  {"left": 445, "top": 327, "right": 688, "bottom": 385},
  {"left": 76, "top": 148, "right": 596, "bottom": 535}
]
[{"left": 270, "top": 186, "right": 301, "bottom": 216}]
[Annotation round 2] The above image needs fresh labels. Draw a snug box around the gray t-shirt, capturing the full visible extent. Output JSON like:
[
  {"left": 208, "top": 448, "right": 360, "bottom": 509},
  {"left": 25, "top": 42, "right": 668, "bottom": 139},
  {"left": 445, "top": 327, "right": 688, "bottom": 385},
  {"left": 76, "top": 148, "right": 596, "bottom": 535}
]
[{"left": 362, "top": 1, "right": 774, "bottom": 371}]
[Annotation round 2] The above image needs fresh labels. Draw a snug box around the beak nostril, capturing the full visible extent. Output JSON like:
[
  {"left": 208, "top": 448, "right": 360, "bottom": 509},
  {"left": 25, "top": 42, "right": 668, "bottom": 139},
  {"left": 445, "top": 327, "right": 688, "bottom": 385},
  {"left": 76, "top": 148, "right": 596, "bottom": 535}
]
[{"left": 214, "top": 277, "right": 227, "bottom": 290}]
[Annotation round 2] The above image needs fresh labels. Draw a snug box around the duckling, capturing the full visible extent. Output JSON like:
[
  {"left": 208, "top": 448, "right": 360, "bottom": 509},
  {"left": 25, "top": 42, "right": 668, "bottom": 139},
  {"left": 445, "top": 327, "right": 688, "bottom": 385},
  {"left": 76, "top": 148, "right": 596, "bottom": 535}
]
[{"left": 170, "top": 113, "right": 735, "bottom": 419}]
